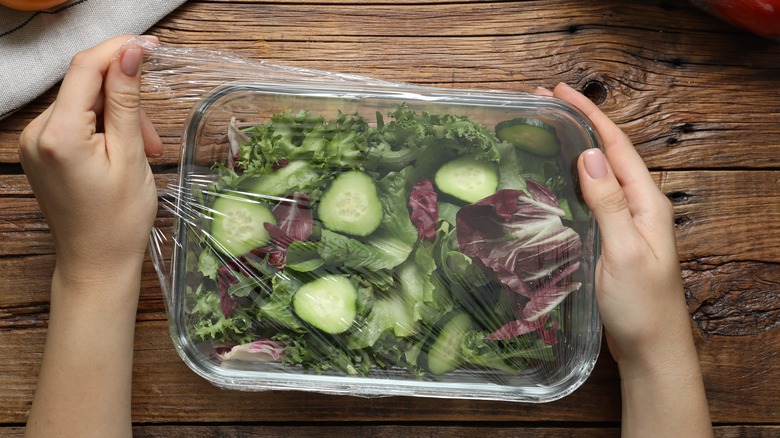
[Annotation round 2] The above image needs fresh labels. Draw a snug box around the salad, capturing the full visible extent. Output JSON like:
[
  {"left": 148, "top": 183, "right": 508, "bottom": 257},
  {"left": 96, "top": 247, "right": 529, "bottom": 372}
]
[{"left": 181, "top": 104, "right": 587, "bottom": 378}]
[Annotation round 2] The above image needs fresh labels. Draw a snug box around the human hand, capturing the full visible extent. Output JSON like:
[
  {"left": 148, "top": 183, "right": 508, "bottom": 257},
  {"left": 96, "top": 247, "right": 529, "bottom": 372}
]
[
  {"left": 19, "top": 35, "right": 162, "bottom": 277},
  {"left": 536, "top": 83, "right": 697, "bottom": 377},
  {"left": 539, "top": 82, "right": 712, "bottom": 437},
  {"left": 20, "top": 37, "right": 164, "bottom": 436}
]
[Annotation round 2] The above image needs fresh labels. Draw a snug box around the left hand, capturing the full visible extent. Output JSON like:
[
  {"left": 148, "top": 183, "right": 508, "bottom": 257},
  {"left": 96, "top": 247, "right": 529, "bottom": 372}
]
[{"left": 19, "top": 35, "right": 162, "bottom": 277}]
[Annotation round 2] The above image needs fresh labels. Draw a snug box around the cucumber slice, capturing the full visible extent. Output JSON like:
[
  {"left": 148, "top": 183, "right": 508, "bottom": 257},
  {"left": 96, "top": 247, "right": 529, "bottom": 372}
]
[
  {"left": 238, "top": 160, "right": 320, "bottom": 197},
  {"left": 418, "top": 312, "right": 473, "bottom": 375},
  {"left": 210, "top": 194, "right": 276, "bottom": 257},
  {"left": 292, "top": 275, "right": 357, "bottom": 334},
  {"left": 495, "top": 118, "right": 560, "bottom": 157},
  {"left": 434, "top": 155, "right": 498, "bottom": 204},
  {"left": 382, "top": 293, "right": 418, "bottom": 337},
  {"left": 318, "top": 170, "right": 383, "bottom": 236}
]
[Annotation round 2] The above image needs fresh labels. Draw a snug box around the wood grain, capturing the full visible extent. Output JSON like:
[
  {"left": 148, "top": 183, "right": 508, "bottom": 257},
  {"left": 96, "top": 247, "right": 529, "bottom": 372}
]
[
  {"left": 0, "top": 323, "right": 622, "bottom": 424},
  {"left": 131, "top": 425, "right": 780, "bottom": 438},
  {"left": 0, "top": 0, "right": 778, "bottom": 432},
  {"left": 0, "top": 170, "right": 777, "bottom": 424},
  {"left": 0, "top": 424, "right": 777, "bottom": 437},
  {"left": 2, "top": 1, "right": 779, "bottom": 169}
]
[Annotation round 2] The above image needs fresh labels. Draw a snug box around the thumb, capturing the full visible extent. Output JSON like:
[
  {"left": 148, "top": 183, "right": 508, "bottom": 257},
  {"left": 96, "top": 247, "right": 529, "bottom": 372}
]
[
  {"left": 578, "top": 148, "right": 642, "bottom": 257},
  {"left": 103, "top": 43, "right": 145, "bottom": 161}
]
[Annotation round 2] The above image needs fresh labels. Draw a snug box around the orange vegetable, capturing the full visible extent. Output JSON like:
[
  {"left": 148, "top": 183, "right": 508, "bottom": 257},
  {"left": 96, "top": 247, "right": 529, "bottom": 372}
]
[
  {"left": 0, "top": 0, "right": 69, "bottom": 11},
  {"left": 692, "top": 0, "right": 780, "bottom": 38}
]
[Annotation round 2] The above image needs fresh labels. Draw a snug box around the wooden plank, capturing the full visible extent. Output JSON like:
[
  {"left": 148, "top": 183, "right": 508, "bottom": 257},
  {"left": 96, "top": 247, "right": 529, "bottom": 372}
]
[
  {"left": 2, "top": 425, "right": 779, "bottom": 437},
  {"left": 0, "top": 174, "right": 178, "bottom": 257},
  {"left": 0, "top": 323, "right": 623, "bottom": 424},
  {"left": 657, "top": 171, "right": 780, "bottom": 264},
  {"left": 1, "top": 315, "right": 776, "bottom": 424},
  {"left": 1, "top": 1, "right": 779, "bottom": 169},
  {"left": 1, "top": 170, "right": 778, "bottom": 261},
  {"left": 1, "top": 0, "right": 778, "bottom": 431},
  {"left": 0, "top": 169, "right": 777, "bottom": 423},
  {"left": 129, "top": 425, "right": 780, "bottom": 438},
  {"left": 685, "top": 262, "right": 780, "bottom": 338},
  {"left": 131, "top": 425, "right": 780, "bottom": 438}
]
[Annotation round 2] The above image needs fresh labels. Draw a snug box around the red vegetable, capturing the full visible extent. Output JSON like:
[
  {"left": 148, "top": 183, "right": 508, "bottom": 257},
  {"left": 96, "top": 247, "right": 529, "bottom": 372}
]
[
  {"left": 219, "top": 339, "right": 288, "bottom": 362},
  {"left": 266, "top": 193, "right": 313, "bottom": 245},
  {"left": 408, "top": 179, "right": 438, "bottom": 242},
  {"left": 456, "top": 179, "right": 582, "bottom": 327},
  {"left": 486, "top": 313, "right": 559, "bottom": 345},
  {"left": 0, "top": 0, "right": 68, "bottom": 11},
  {"left": 692, "top": 0, "right": 780, "bottom": 38},
  {"left": 261, "top": 193, "right": 313, "bottom": 267}
]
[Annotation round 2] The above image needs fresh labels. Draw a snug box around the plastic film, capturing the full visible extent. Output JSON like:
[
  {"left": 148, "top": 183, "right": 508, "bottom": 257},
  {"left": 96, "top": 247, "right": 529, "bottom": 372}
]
[{"left": 141, "top": 37, "right": 602, "bottom": 402}]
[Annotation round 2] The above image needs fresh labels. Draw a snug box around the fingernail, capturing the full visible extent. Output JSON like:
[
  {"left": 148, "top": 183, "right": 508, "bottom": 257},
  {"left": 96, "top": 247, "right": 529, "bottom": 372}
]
[
  {"left": 142, "top": 35, "right": 160, "bottom": 45},
  {"left": 120, "top": 46, "right": 143, "bottom": 77},
  {"left": 534, "top": 86, "right": 553, "bottom": 95},
  {"left": 582, "top": 148, "right": 608, "bottom": 179}
]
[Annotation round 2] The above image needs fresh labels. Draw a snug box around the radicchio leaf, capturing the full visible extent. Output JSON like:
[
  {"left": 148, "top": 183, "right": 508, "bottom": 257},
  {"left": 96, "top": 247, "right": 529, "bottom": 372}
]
[
  {"left": 267, "top": 193, "right": 313, "bottom": 245},
  {"left": 217, "top": 251, "right": 277, "bottom": 318},
  {"left": 217, "top": 264, "right": 239, "bottom": 318},
  {"left": 219, "top": 339, "right": 287, "bottom": 362},
  {"left": 487, "top": 313, "right": 559, "bottom": 345},
  {"left": 456, "top": 178, "right": 583, "bottom": 336},
  {"left": 272, "top": 159, "right": 289, "bottom": 171},
  {"left": 518, "top": 261, "right": 581, "bottom": 322},
  {"left": 409, "top": 179, "right": 438, "bottom": 242},
  {"left": 260, "top": 193, "right": 314, "bottom": 268},
  {"left": 227, "top": 117, "right": 249, "bottom": 170}
]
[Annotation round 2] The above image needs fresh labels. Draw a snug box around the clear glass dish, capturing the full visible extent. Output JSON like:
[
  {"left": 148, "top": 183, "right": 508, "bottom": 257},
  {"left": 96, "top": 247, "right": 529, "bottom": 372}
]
[{"left": 161, "top": 81, "right": 602, "bottom": 403}]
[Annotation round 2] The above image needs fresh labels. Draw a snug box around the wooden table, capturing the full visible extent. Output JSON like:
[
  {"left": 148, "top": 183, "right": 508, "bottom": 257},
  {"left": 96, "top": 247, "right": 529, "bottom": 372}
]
[{"left": 1, "top": 1, "right": 779, "bottom": 436}]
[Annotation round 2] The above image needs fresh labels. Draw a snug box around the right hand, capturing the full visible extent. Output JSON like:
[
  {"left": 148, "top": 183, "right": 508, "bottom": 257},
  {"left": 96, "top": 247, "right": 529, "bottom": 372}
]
[{"left": 537, "top": 83, "right": 697, "bottom": 376}]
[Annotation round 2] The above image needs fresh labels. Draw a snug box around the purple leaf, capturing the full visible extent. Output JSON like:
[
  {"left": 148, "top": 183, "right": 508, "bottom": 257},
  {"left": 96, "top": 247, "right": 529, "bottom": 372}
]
[
  {"left": 487, "top": 313, "right": 560, "bottom": 345},
  {"left": 268, "top": 193, "right": 313, "bottom": 245},
  {"left": 227, "top": 118, "right": 249, "bottom": 170},
  {"left": 409, "top": 179, "right": 438, "bottom": 242},
  {"left": 259, "top": 193, "right": 314, "bottom": 268},
  {"left": 487, "top": 314, "right": 549, "bottom": 340},
  {"left": 219, "top": 339, "right": 288, "bottom": 362},
  {"left": 456, "top": 179, "right": 583, "bottom": 339},
  {"left": 217, "top": 264, "right": 239, "bottom": 318}
]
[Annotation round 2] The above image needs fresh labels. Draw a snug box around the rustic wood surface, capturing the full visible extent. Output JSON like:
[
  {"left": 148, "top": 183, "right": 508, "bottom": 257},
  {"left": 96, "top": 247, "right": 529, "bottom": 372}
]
[
  {"left": 1, "top": 0, "right": 779, "bottom": 435},
  {"left": 1, "top": 425, "right": 780, "bottom": 437}
]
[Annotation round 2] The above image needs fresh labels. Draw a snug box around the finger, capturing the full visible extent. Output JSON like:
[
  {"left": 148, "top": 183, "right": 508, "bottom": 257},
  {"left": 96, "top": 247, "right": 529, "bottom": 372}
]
[
  {"left": 102, "top": 43, "right": 145, "bottom": 162},
  {"left": 141, "top": 109, "right": 164, "bottom": 158},
  {"left": 532, "top": 86, "right": 554, "bottom": 97},
  {"left": 553, "top": 83, "right": 661, "bottom": 215},
  {"left": 49, "top": 35, "right": 139, "bottom": 127},
  {"left": 18, "top": 104, "right": 55, "bottom": 164},
  {"left": 577, "top": 148, "right": 643, "bottom": 257}
]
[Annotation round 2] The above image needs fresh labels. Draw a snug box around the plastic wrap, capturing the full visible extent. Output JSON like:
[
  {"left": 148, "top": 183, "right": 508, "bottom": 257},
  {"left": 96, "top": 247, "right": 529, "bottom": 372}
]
[{"left": 142, "top": 36, "right": 603, "bottom": 402}]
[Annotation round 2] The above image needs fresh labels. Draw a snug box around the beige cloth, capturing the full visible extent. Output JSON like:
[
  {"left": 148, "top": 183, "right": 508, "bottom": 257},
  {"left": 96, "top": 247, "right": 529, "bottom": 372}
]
[{"left": 0, "top": 0, "right": 186, "bottom": 119}]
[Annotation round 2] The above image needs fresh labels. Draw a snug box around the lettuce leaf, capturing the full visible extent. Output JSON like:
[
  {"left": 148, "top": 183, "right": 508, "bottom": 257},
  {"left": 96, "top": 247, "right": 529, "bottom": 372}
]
[
  {"left": 187, "top": 284, "right": 253, "bottom": 344},
  {"left": 320, "top": 168, "right": 419, "bottom": 271},
  {"left": 462, "top": 328, "right": 555, "bottom": 373},
  {"left": 318, "top": 229, "right": 411, "bottom": 271},
  {"left": 259, "top": 273, "right": 305, "bottom": 332},
  {"left": 239, "top": 109, "right": 370, "bottom": 173}
]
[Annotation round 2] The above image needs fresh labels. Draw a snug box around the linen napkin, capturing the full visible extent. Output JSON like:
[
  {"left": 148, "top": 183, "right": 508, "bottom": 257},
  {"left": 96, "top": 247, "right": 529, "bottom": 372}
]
[{"left": 0, "top": 0, "right": 186, "bottom": 119}]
